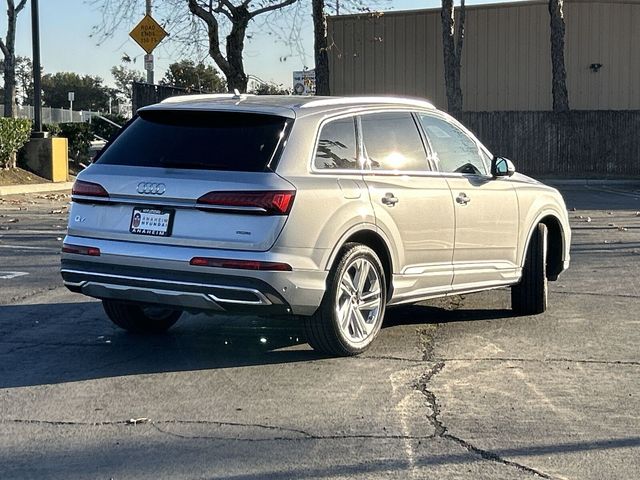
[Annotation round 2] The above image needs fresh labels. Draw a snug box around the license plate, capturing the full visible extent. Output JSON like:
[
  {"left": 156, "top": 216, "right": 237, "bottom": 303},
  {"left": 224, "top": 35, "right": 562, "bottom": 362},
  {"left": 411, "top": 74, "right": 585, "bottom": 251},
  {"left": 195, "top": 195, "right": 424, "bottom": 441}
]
[{"left": 129, "top": 208, "right": 174, "bottom": 237}]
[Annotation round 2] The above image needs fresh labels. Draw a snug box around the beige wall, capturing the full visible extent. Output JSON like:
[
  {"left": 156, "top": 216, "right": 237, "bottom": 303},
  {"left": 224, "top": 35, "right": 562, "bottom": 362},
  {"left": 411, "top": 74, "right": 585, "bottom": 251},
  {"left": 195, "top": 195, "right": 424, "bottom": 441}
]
[{"left": 327, "top": 0, "right": 640, "bottom": 111}]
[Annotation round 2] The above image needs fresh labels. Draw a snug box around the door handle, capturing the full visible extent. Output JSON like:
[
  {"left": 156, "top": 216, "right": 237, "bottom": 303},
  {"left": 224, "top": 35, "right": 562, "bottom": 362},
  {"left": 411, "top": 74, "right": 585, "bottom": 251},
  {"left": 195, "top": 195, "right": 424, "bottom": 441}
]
[
  {"left": 381, "top": 193, "right": 399, "bottom": 206},
  {"left": 456, "top": 192, "right": 471, "bottom": 205}
]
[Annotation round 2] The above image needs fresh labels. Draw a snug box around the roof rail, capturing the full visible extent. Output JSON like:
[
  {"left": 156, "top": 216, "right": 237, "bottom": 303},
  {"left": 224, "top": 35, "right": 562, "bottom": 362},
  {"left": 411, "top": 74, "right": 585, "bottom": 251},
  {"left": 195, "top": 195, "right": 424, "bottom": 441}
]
[
  {"left": 299, "top": 96, "right": 435, "bottom": 110},
  {"left": 160, "top": 93, "right": 255, "bottom": 104}
]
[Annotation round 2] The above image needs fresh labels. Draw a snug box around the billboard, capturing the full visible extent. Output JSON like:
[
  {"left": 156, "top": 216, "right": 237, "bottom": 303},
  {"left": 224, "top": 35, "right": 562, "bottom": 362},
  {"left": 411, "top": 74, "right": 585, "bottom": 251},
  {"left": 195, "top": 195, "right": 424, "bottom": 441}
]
[{"left": 292, "top": 70, "right": 316, "bottom": 95}]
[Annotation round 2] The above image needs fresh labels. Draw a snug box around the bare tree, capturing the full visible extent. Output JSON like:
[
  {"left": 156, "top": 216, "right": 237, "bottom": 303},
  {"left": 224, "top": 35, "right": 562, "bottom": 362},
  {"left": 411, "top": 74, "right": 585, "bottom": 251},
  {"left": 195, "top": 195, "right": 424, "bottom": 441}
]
[
  {"left": 1, "top": 0, "right": 27, "bottom": 117},
  {"left": 440, "top": 0, "right": 465, "bottom": 114},
  {"left": 548, "top": 0, "right": 569, "bottom": 112},
  {"left": 187, "top": 0, "right": 297, "bottom": 92},
  {"left": 91, "top": 1, "right": 298, "bottom": 93},
  {"left": 312, "top": 0, "right": 329, "bottom": 95}
]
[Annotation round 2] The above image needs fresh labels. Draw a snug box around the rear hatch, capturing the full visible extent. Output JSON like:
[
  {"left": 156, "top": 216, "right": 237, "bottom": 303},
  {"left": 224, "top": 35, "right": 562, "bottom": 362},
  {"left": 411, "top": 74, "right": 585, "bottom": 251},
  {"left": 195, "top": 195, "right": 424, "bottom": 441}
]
[{"left": 68, "top": 109, "right": 295, "bottom": 251}]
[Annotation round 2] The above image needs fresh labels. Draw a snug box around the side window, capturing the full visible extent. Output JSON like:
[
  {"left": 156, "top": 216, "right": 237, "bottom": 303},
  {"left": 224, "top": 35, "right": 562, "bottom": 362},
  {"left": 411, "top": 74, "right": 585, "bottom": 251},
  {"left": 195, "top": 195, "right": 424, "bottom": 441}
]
[
  {"left": 418, "top": 114, "right": 488, "bottom": 175},
  {"left": 360, "top": 112, "right": 430, "bottom": 172},
  {"left": 314, "top": 117, "right": 359, "bottom": 170}
]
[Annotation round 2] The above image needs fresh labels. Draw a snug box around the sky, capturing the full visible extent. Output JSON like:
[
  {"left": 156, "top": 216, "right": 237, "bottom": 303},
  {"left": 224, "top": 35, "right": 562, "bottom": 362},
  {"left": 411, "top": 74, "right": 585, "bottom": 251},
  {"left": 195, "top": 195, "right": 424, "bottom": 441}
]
[{"left": 11, "top": 0, "right": 500, "bottom": 89}]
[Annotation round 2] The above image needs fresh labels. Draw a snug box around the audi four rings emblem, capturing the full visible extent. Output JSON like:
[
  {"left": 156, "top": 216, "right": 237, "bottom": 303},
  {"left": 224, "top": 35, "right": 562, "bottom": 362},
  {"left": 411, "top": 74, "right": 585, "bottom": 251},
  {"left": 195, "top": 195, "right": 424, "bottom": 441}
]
[{"left": 137, "top": 182, "right": 166, "bottom": 195}]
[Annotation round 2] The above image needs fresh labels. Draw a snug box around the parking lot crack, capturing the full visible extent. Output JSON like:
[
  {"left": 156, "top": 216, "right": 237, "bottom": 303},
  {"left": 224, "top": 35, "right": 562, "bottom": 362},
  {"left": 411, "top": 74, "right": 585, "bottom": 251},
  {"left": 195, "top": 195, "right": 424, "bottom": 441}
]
[
  {"left": 553, "top": 290, "right": 639, "bottom": 299},
  {"left": 151, "top": 421, "right": 435, "bottom": 443},
  {"left": 415, "top": 361, "right": 446, "bottom": 436},
  {"left": 443, "top": 433, "right": 555, "bottom": 479},
  {"left": 415, "top": 362, "right": 556, "bottom": 479},
  {"left": 365, "top": 355, "right": 423, "bottom": 363},
  {"left": 5, "top": 419, "right": 132, "bottom": 427},
  {"left": 4, "top": 418, "right": 436, "bottom": 443},
  {"left": 436, "top": 357, "right": 640, "bottom": 367}
]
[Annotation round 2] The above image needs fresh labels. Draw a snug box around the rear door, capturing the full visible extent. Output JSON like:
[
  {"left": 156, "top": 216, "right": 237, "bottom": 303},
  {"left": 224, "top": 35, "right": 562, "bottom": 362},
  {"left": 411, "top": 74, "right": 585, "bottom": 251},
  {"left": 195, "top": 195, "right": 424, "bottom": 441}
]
[
  {"left": 359, "top": 111, "right": 455, "bottom": 301},
  {"left": 418, "top": 113, "right": 519, "bottom": 289},
  {"left": 69, "top": 109, "right": 295, "bottom": 251}
]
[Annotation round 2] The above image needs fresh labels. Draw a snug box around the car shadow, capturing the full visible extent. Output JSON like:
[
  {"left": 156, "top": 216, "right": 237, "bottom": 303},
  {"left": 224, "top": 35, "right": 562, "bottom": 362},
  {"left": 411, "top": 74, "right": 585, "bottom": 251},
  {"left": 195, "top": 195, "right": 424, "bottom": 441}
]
[
  {"left": 384, "top": 303, "right": 514, "bottom": 327},
  {"left": 0, "top": 298, "right": 513, "bottom": 389}
]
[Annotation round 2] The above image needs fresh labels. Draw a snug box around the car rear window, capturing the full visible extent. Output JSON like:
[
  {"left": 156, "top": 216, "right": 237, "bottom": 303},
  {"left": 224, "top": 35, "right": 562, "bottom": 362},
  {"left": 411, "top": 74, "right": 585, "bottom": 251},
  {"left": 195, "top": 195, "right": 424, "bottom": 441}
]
[{"left": 95, "top": 110, "right": 290, "bottom": 172}]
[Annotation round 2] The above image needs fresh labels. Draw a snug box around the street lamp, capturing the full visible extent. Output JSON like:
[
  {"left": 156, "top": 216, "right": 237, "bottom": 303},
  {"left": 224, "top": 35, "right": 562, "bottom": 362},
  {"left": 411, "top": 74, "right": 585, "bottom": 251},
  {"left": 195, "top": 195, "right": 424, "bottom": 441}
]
[{"left": 31, "top": 0, "right": 45, "bottom": 137}]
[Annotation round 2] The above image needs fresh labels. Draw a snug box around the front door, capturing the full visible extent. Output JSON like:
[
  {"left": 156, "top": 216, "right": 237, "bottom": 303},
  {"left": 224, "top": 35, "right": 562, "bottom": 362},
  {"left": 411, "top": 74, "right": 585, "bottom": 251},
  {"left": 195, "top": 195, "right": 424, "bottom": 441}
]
[{"left": 418, "top": 113, "right": 519, "bottom": 290}]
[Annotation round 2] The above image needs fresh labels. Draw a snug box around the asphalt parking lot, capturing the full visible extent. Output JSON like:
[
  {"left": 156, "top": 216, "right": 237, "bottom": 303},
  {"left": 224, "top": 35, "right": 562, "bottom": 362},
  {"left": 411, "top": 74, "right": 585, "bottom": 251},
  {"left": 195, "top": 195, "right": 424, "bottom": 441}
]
[{"left": 0, "top": 184, "right": 639, "bottom": 479}]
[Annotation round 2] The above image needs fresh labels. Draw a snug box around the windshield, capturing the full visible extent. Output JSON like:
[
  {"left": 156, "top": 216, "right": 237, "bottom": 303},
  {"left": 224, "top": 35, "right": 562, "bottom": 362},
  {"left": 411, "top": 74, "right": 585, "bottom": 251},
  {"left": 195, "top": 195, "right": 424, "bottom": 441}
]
[{"left": 95, "top": 110, "right": 290, "bottom": 172}]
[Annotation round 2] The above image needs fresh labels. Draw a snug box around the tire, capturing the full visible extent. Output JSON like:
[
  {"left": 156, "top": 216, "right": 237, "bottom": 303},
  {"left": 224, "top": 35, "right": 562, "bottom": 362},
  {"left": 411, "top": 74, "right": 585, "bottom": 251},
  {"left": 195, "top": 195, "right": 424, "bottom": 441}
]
[
  {"left": 304, "top": 243, "right": 387, "bottom": 356},
  {"left": 102, "top": 300, "right": 182, "bottom": 334},
  {"left": 512, "top": 223, "right": 548, "bottom": 315}
]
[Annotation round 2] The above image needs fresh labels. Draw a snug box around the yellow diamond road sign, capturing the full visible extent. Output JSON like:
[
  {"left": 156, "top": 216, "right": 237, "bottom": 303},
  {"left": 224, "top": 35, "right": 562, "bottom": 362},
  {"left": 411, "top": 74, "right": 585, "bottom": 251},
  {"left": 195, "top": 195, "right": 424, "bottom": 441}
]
[{"left": 129, "top": 15, "right": 168, "bottom": 54}]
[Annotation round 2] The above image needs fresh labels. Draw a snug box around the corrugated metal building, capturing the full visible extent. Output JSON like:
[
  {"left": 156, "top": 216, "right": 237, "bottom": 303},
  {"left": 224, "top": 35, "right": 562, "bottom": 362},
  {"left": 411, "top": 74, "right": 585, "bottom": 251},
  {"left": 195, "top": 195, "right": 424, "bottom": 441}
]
[{"left": 327, "top": 0, "right": 640, "bottom": 110}]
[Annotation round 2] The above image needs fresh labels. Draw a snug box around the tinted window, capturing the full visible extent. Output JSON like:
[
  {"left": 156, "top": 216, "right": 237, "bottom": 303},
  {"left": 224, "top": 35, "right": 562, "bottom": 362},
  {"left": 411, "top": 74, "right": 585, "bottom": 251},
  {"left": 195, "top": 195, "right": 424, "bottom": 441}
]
[
  {"left": 360, "top": 112, "right": 429, "bottom": 171},
  {"left": 419, "top": 114, "right": 488, "bottom": 175},
  {"left": 96, "top": 110, "right": 289, "bottom": 172},
  {"left": 314, "top": 117, "right": 358, "bottom": 169}
]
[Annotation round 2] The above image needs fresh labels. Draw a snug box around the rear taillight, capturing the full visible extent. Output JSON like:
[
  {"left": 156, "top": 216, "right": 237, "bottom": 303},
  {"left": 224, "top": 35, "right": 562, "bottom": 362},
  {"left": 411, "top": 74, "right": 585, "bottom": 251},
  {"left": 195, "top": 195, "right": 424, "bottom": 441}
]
[
  {"left": 196, "top": 191, "right": 295, "bottom": 215},
  {"left": 62, "top": 243, "right": 101, "bottom": 256},
  {"left": 72, "top": 180, "right": 109, "bottom": 198},
  {"left": 190, "top": 257, "right": 292, "bottom": 271}
]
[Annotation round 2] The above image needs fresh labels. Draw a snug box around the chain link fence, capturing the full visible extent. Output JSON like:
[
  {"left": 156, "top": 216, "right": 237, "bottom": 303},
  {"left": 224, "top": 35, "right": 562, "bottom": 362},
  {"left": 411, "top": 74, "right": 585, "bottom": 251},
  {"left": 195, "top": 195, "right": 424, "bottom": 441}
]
[{"left": 0, "top": 105, "right": 102, "bottom": 124}]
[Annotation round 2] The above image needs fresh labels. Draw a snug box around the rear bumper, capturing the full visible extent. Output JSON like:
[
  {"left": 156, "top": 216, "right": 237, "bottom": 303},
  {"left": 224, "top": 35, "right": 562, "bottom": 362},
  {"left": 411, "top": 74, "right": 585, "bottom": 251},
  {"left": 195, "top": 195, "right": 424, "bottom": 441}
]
[{"left": 60, "top": 236, "right": 328, "bottom": 316}]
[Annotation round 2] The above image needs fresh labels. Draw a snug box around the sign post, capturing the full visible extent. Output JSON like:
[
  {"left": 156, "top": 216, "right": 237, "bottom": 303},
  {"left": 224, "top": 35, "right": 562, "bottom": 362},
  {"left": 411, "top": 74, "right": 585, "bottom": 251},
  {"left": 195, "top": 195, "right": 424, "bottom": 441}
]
[
  {"left": 68, "top": 91, "right": 74, "bottom": 122},
  {"left": 129, "top": 2, "right": 168, "bottom": 85}
]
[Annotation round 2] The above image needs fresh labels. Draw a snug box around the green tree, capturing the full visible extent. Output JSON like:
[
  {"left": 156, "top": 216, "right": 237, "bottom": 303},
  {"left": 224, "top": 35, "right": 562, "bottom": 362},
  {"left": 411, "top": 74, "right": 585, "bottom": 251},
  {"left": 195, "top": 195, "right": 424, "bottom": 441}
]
[
  {"left": 0, "top": 56, "right": 32, "bottom": 104},
  {"left": 111, "top": 63, "right": 144, "bottom": 102},
  {"left": 41, "top": 72, "right": 111, "bottom": 111},
  {"left": 249, "top": 82, "right": 289, "bottom": 95},
  {"left": 160, "top": 60, "right": 226, "bottom": 92}
]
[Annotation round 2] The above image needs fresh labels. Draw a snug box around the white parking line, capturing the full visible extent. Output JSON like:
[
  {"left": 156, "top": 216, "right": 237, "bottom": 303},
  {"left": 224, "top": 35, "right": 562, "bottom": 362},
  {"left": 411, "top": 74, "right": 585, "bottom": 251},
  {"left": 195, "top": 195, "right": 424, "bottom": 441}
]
[{"left": 0, "top": 272, "right": 29, "bottom": 279}]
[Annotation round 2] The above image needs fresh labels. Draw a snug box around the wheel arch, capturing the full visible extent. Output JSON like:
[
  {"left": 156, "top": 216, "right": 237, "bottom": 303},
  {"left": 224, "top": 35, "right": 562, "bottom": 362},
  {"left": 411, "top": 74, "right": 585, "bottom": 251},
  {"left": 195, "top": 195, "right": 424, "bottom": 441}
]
[
  {"left": 326, "top": 227, "right": 395, "bottom": 301},
  {"left": 521, "top": 213, "right": 566, "bottom": 281}
]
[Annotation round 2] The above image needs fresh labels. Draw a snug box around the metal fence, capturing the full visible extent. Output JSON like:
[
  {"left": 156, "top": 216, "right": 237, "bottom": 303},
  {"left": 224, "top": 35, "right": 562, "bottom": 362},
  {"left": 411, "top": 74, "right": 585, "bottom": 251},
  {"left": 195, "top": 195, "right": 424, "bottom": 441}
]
[
  {"left": 460, "top": 111, "right": 640, "bottom": 178},
  {"left": 1, "top": 104, "right": 101, "bottom": 124},
  {"left": 132, "top": 82, "right": 210, "bottom": 113}
]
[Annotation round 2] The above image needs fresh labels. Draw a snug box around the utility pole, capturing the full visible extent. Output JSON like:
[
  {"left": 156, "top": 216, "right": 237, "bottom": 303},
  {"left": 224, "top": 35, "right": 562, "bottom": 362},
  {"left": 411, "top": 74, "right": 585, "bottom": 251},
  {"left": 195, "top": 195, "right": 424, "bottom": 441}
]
[
  {"left": 31, "top": 0, "right": 45, "bottom": 136},
  {"left": 145, "top": 0, "right": 154, "bottom": 84}
]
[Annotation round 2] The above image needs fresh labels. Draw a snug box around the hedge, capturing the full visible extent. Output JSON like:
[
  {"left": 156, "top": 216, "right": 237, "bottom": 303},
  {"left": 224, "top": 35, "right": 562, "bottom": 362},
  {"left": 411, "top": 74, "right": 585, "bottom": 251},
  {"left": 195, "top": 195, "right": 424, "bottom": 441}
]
[
  {"left": 0, "top": 118, "right": 32, "bottom": 169},
  {"left": 57, "top": 123, "right": 93, "bottom": 162},
  {"left": 91, "top": 113, "right": 127, "bottom": 142}
]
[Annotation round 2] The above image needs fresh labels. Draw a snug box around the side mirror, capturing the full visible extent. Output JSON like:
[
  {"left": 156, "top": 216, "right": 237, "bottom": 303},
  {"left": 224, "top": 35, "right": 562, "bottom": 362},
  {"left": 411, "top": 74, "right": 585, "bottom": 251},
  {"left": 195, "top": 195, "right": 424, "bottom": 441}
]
[{"left": 491, "top": 156, "right": 516, "bottom": 177}]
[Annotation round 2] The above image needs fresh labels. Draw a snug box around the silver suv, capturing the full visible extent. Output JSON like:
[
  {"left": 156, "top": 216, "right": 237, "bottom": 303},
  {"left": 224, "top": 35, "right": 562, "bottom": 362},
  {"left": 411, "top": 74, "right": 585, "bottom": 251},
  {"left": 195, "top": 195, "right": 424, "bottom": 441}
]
[{"left": 61, "top": 95, "right": 571, "bottom": 356}]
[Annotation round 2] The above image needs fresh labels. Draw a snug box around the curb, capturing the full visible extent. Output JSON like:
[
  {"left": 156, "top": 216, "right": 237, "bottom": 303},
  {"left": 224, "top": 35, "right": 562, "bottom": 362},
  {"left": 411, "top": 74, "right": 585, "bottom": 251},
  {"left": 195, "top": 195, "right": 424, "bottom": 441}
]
[{"left": 0, "top": 182, "right": 74, "bottom": 196}]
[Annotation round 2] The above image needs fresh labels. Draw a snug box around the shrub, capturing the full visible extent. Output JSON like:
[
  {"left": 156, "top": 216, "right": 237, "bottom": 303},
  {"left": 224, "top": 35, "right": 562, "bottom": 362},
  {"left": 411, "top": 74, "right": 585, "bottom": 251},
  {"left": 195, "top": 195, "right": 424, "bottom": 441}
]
[
  {"left": 57, "top": 123, "right": 93, "bottom": 162},
  {"left": 0, "top": 118, "right": 32, "bottom": 169},
  {"left": 43, "top": 123, "right": 62, "bottom": 137},
  {"left": 90, "top": 113, "right": 127, "bottom": 143}
]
